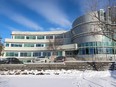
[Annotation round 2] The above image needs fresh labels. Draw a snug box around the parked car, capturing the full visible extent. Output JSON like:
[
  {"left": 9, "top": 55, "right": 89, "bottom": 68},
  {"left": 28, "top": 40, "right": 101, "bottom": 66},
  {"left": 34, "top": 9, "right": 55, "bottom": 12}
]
[
  {"left": 5, "top": 58, "right": 22, "bottom": 64},
  {"left": 0, "top": 58, "right": 6, "bottom": 64},
  {"left": 37, "top": 56, "right": 45, "bottom": 58},
  {"left": 54, "top": 56, "right": 66, "bottom": 62}
]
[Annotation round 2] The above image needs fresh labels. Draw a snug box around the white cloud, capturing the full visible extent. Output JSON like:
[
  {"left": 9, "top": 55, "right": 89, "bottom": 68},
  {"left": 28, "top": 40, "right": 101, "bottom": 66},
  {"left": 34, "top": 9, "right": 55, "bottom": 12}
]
[
  {"left": 10, "top": 14, "right": 43, "bottom": 31},
  {"left": 49, "top": 27, "right": 67, "bottom": 31},
  {"left": 0, "top": 7, "right": 43, "bottom": 31},
  {"left": 18, "top": 0, "right": 71, "bottom": 28},
  {"left": 7, "top": 26, "right": 20, "bottom": 31}
]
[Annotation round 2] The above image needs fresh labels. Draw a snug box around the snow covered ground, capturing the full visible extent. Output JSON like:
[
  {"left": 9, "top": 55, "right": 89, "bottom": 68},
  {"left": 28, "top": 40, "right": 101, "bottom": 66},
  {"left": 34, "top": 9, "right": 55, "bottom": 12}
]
[{"left": 0, "top": 70, "right": 116, "bottom": 87}]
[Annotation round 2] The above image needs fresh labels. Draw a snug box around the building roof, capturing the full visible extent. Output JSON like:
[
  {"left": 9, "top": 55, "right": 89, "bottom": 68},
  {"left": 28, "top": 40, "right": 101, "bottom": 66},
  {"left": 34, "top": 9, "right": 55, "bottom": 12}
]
[{"left": 12, "top": 31, "right": 67, "bottom": 35}]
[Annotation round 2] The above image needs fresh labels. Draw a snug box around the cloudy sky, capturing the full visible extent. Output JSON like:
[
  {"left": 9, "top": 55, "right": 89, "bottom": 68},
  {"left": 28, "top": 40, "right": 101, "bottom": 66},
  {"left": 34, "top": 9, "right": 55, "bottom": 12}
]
[
  {"left": 0, "top": 0, "right": 108, "bottom": 41},
  {"left": 0, "top": 0, "right": 83, "bottom": 40}
]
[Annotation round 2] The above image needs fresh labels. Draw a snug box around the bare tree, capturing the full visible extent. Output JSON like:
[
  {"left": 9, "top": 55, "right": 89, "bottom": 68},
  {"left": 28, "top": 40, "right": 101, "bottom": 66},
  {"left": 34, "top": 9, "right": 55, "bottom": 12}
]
[
  {"left": 47, "top": 35, "right": 64, "bottom": 61},
  {"left": 0, "top": 37, "right": 4, "bottom": 56},
  {"left": 84, "top": 0, "right": 116, "bottom": 41}
]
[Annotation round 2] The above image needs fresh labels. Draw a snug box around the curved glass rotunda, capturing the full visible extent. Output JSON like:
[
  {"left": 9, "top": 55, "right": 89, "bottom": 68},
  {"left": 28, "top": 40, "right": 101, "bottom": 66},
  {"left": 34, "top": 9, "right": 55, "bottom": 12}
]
[{"left": 71, "top": 9, "right": 116, "bottom": 61}]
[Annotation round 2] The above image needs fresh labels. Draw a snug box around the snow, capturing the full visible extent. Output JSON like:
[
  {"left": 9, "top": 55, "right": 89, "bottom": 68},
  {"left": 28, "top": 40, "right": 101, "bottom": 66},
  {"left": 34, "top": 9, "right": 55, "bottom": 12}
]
[{"left": 0, "top": 70, "right": 116, "bottom": 87}]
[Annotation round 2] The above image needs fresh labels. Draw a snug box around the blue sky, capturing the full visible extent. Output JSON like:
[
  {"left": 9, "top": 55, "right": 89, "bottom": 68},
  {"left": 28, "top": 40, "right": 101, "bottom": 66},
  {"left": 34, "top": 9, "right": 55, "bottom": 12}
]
[{"left": 0, "top": 0, "right": 92, "bottom": 41}]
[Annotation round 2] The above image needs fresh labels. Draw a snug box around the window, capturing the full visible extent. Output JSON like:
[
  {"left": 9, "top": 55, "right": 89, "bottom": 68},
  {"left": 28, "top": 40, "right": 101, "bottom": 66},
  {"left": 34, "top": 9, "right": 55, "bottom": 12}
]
[
  {"left": 97, "top": 48, "right": 103, "bottom": 54},
  {"left": 36, "top": 44, "right": 44, "bottom": 47},
  {"left": 26, "top": 36, "right": 36, "bottom": 39},
  {"left": 106, "top": 48, "right": 113, "bottom": 54},
  {"left": 5, "top": 43, "right": 9, "bottom": 47},
  {"left": 78, "top": 44, "right": 81, "bottom": 47},
  {"left": 20, "top": 52, "right": 31, "bottom": 57},
  {"left": 46, "top": 36, "right": 53, "bottom": 39},
  {"left": 82, "top": 48, "right": 86, "bottom": 55},
  {"left": 43, "top": 52, "right": 51, "bottom": 57},
  {"left": 33, "top": 52, "right": 51, "bottom": 57},
  {"left": 78, "top": 48, "right": 82, "bottom": 55},
  {"left": 24, "top": 43, "right": 34, "bottom": 47},
  {"left": 33, "top": 52, "right": 41, "bottom": 57},
  {"left": 37, "top": 36, "right": 44, "bottom": 39},
  {"left": 46, "top": 52, "right": 51, "bottom": 56},
  {"left": 6, "top": 52, "right": 18, "bottom": 57},
  {"left": 55, "top": 35, "right": 63, "bottom": 39},
  {"left": 85, "top": 42, "right": 89, "bottom": 46},
  {"left": 57, "top": 51, "right": 62, "bottom": 56},
  {"left": 97, "top": 42, "right": 102, "bottom": 47},
  {"left": 11, "top": 43, "right": 22, "bottom": 47},
  {"left": 89, "top": 48, "right": 94, "bottom": 54},
  {"left": 15, "top": 36, "right": 24, "bottom": 39},
  {"left": 86, "top": 48, "right": 89, "bottom": 54},
  {"left": 100, "top": 10, "right": 104, "bottom": 16}
]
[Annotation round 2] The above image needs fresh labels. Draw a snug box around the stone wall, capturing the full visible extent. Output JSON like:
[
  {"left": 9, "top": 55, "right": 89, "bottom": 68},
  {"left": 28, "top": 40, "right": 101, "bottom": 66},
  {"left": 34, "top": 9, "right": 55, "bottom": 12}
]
[{"left": 0, "top": 62, "right": 115, "bottom": 71}]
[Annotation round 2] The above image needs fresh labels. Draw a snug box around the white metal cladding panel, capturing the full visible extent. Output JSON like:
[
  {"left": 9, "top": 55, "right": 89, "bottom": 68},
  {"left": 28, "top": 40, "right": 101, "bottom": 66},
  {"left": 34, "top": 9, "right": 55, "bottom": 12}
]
[
  {"left": 72, "top": 11, "right": 99, "bottom": 27},
  {"left": 4, "top": 44, "right": 77, "bottom": 51},
  {"left": 12, "top": 31, "right": 67, "bottom": 35},
  {"left": 4, "top": 47, "right": 48, "bottom": 51},
  {"left": 73, "top": 35, "right": 103, "bottom": 43},
  {"left": 5, "top": 38, "right": 52, "bottom": 43},
  {"left": 5, "top": 38, "right": 71, "bottom": 43}
]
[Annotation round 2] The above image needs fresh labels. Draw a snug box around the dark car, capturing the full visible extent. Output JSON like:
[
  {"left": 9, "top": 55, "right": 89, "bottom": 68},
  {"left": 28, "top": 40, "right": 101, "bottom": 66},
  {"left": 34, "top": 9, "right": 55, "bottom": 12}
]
[
  {"left": 0, "top": 58, "right": 6, "bottom": 64},
  {"left": 5, "top": 58, "right": 22, "bottom": 64},
  {"left": 37, "top": 56, "right": 45, "bottom": 58},
  {"left": 54, "top": 56, "right": 66, "bottom": 62}
]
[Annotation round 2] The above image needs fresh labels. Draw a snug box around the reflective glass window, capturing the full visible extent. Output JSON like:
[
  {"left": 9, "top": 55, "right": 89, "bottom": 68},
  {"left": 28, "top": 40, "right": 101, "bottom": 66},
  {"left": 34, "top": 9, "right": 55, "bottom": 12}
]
[
  {"left": 37, "top": 36, "right": 44, "bottom": 39},
  {"left": 26, "top": 36, "right": 36, "bottom": 39},
  {"left": 6, "top": 52, "right": 18, "bottom": 57},
  {"left": 6, "top": 43, "right": 9, "bottom": 47},
  {"left": 24, "top": 44, "right": 34, "bottom": 47},
  {"left": 15, "top": 36, "right": 24, "bottom": 39},
  {"left": 20, "top": 52, "right": 31, "bottom": 57},
  {"left": 36, "top": 44, "right": 44, "bottom": 47}
]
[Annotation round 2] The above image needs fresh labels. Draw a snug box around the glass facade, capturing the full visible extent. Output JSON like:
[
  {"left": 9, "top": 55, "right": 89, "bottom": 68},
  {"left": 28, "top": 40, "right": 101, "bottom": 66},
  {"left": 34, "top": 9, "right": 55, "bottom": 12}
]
[
  {"left": 33, "top": 52, "right": 51, "bottom": 57},
  {"left": 55, "top": 35, "right": 63, "bottom": 39},
  {"left": 6, "top": 52, "right": 18, "bottom": 57},
  {"left": 46, "top": 36, "right": 53, "bottom": 39},
  {"left": 37, "top": 36, "right": 44, "bottom": 39},
  {"left": 78, "top": 42, "right": 115, "bottom": 55},
  {"left": 5, "top": 43, "right": 9, "bottom": 47},
  {"left": 5, "top": 52, "right": 51, "bottom": 57},
  {"left": 33, "top": 52, "right": 41, "bottom": 57},
  {"left": 5, "top": 43, "right": 47, "bottom": 47},
  {"left": 78, "top": 42, "right": 114, "bottom": 47},
  {"left": 11, "top": 43, "right": 22, "bottom": 47},
  {"left": 14, "top": 35, "right": 54, "bottom": 40},
  {"left": 36, "top": 44, "right": 44, "bottom": 47},
  {"left": 20, "top": 52, "right": 31, "bottom": 57},
  {"left": 57, "top": 51, "right": 62, "bottom": 56},
  {"left": 24, "top": 43, "right": 34, "bottom": 47},
  {"left": 15, "top": 35, "right": 25, "bottom": 39},
  {"left": 26, "top": 36, "right": 36, "bottom": 39}
]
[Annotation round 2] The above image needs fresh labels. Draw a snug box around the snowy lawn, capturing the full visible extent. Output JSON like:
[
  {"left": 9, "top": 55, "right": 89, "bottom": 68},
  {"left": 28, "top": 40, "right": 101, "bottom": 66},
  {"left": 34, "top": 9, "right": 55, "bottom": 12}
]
[{"left": 0, "top": 70, "right": 116, "bottom": 87}]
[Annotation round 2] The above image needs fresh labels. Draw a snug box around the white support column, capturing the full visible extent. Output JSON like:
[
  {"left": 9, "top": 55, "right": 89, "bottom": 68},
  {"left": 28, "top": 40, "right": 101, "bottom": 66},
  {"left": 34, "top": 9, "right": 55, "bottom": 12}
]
[
  {"left": 44, "top": 36, "right": 46, "bottom": 39},
  {"left": 24, "top": 36, "right": 26, "bottom": 39},
  {"left": 18, "top": 52, "right": 20, "bottom": 58},
  {"left": 62, "top": 51, "right": 65, "bottom": 56},
  {"left": 3, "top": 52, "right": 6, "bottom": 58},
  {"left": 22, "top": 43, "right": 24, "bottom": 47},
  {"left": 36, "top": 36, "right": 37, "bottom": 40},
  {"left": 31, "top": 52, "right": 33, "bottom": 57},
  {"left": 9, "top": 43, "right": 11, "bottom": 47},
  {"left": 41, "top": 52, "right": 43, "bottom": 56},
  {"left": 34, "top": 44, "right": 36, "bottom": 47}
]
